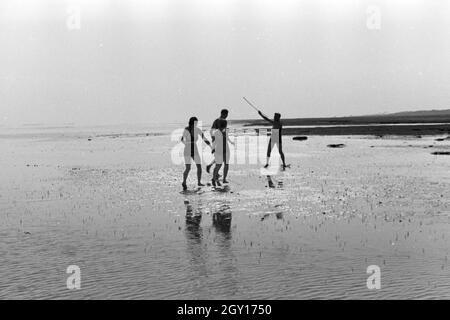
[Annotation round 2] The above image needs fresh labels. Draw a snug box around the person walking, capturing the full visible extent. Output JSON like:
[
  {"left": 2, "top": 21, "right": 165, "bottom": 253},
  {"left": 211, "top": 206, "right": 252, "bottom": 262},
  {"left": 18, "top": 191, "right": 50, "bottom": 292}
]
[{"left": 181, "top": 117, "right": 211, "bottom": 190}]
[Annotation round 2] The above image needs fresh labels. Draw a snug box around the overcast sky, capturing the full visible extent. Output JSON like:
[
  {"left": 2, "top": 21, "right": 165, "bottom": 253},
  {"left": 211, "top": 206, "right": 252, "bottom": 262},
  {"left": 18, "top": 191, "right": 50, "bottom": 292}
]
[{"left": 1, "top": 0, "right": 449, "bottom": 126}]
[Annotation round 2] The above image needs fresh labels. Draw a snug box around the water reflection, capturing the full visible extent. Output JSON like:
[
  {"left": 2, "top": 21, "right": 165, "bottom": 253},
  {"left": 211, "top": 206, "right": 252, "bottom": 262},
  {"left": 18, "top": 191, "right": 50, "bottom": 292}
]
[
  {"left": 184, "top": 200, "right": 208, "bottom": 283},
  {"left": 212, "top": 203, "right": 232, "bottom": 235},
  {"left": 184, "top": 200, "right": 203, "bottom": 242},
  {"left": 213, "top": 185, "right": 231, "bottom": 193},
  {"left": 184, "top": 199, "right": 239, "bottom": 297},
  {"left": 266, "top": 175, "right": 284, "bottom": 189},
  {"left": 211, "top": 201, "right": 239, "bottom": 296}
]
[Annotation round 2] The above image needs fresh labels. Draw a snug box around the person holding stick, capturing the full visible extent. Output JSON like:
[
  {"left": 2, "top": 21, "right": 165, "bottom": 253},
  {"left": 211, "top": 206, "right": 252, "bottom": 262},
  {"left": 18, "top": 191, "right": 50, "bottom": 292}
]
[{"left": 243, "top": 97, "right": 287, "bottom": 170}]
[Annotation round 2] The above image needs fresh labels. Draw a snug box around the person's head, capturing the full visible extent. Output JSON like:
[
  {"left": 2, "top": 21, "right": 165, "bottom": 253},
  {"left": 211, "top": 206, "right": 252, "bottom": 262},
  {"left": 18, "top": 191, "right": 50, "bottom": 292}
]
[
  {"left": 188, "top": 117, "right": 198, "bottom": 128},
  {"left": 274, "top": 113, "right": 281, "bottom": 121},
  {"left": 218, "top": 119, "right": 227, "bottom": 131},
  {"left": 220, "top": 109, "right": 229, "bottom": 119}
]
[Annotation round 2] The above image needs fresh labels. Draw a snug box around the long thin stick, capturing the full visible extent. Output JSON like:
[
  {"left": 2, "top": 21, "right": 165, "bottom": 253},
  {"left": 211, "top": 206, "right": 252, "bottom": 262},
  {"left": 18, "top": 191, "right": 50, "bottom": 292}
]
[
  {"left": 243, "top": 97, "right": 260, "bottom": 112},
  {"left": 243, "top": 97, "right": 269, "bottom": 118}
]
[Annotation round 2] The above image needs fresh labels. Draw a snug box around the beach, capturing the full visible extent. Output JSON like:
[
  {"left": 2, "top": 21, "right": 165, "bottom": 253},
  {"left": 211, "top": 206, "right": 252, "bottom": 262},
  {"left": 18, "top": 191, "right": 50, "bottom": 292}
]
[{"left": 1, "top": 124, "right": 450, "bottom": 299}]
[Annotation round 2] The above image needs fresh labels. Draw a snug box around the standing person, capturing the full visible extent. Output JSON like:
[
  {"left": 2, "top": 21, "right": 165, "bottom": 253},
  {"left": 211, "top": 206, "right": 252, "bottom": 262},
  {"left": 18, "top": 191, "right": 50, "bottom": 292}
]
[
  {"left": 206, "top": 109, "right": 229, "bottom": 174},
  {"left": 258, "top": 111, "right": 287, "bottom": 169},
  {"left": 181, "top": 117, "right": 211, "bottom": 190},
  {"left": 212, "top": 119, "right": 234, "bottom": 186}
]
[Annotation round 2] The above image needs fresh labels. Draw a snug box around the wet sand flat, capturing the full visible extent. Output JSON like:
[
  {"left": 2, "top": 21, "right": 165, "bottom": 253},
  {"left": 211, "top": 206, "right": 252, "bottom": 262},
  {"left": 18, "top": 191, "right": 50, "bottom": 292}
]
[{"left": 1, "top": 129, "right": 450, "bottom": 299}]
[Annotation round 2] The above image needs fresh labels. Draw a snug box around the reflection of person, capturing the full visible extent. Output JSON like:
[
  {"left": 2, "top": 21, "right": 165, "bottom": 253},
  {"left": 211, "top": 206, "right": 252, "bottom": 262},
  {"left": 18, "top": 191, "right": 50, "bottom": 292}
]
[
  {"left": 211, "top": 203, "right": 238, "bottom": 295},
  {"left": 184, "top": 200, "right": 203, "bottom": 240},
  {"left": 184, "top": 200, "right": 237, "bottom": 296},
  {"left": 212, "top": 120, "right": 234, "bottom": 187},
  {"left": 212, "top": 203, "right": 232, "bottom": 234},
  {"left": 258, "top": 111, "right": 287, "bottom": 169},
  {"left": 206, "top": 109, "right": 229, "bottom": 174},
  {"left": 181, "top": 117, "right": 211, "bottom": 190},
  {"left": 266, "top": 175, "right": 285, "bottom": 189},
  {"left": 267, "top": 175, "right": 275, "bottom": 188},
  {"left": 184, "top": 200, "right": 208, "bottom": 283}
]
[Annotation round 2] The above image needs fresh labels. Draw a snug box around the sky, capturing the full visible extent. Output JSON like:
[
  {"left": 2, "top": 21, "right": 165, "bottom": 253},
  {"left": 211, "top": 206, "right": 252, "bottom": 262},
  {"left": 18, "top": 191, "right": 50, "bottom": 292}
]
[{"left": 1, "top": 0, "right": 450, "bottom": 126}]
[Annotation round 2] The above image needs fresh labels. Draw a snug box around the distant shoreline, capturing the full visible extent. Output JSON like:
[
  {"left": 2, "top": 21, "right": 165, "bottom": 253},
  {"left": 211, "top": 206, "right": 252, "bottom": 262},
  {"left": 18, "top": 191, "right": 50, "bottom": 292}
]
[{"left": 230, "top": 113, "right": 450, "bottom": 136}]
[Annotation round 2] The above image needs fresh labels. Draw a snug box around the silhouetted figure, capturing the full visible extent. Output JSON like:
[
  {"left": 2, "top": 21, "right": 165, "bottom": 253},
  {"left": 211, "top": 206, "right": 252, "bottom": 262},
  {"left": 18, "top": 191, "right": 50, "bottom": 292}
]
[
  {"left": 211, "top": 120, "right": 234, "bottom": 187},
  {"left": 206, "top": 109, "right": 229, "bottom": 175},
  {"left": 181, "top": 117, "right": 211, "bottom": 190},
  {"left": 258, "top": 111, "right": 287, "bottom": 169}
]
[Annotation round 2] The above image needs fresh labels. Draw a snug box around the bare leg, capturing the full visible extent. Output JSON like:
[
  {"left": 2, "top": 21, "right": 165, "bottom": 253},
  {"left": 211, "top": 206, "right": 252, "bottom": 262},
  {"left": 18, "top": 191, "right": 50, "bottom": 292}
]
[
  {"left": 265, "top": 139, "right": 272, "bottom": 168},
  {"left": 278, "top": 138, "right": 286, "bottom": 167},
  {"left": 212, "top": 164, "right": 222, "bottom": 187},
  {"left": 223, "top": 164, "right": 229, "bottom": 183},
  {"left": 182, "top": 164, "right": 191, "bottom": 189},
  {"left": 196, "top": 164, "right": 204, "bottom": 186},
  {"left": 279, "top": 143, "right": 286, "bottom": 167},
  {"left": 280, "top": 152, "right": 286, "bottom": 167}
]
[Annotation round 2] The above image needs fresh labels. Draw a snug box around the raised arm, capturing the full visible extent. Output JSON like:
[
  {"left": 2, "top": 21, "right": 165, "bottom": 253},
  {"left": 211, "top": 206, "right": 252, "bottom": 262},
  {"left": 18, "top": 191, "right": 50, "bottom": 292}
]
[{"left": 258, "top": 111, "right": 273, "bottom": 124}]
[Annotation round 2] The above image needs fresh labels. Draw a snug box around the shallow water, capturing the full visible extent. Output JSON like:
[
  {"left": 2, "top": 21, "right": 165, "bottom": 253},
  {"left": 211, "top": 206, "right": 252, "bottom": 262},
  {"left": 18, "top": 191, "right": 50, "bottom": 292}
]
[{"left": 0, "top": 126, "right": 449, "bottom": 299}]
